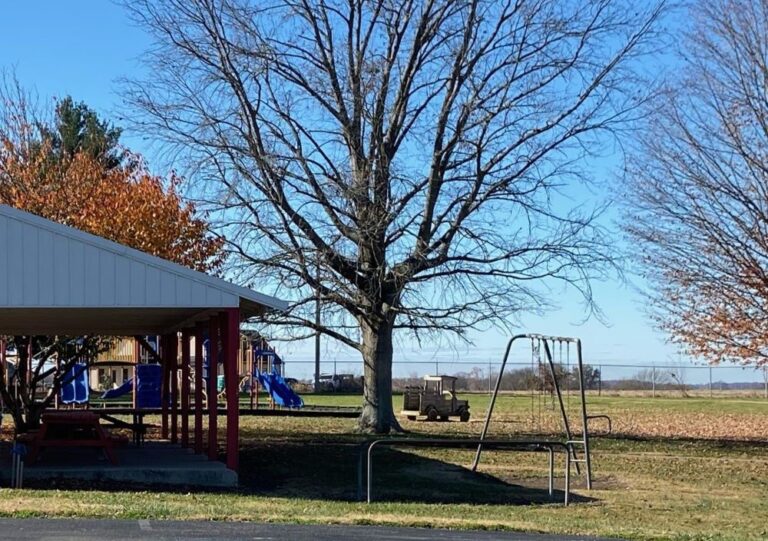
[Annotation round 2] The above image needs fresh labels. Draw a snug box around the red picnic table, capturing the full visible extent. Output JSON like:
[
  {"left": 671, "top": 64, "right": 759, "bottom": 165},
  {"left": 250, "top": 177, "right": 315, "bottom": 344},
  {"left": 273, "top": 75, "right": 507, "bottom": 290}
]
[{"left": 25, "top": 411, "right": 119, "bottom": 465}]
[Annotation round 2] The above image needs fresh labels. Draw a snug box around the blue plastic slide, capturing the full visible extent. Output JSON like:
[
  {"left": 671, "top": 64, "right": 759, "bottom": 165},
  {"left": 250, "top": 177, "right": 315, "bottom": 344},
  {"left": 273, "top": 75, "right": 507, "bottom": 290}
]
[
  {"left": 100, "top": 378, "right": 133, "bottom": 399},
  {"left": 60, "top": 363, "right": 89, "bottom": 404},
  {"left": 256, "top": 370, "right": 303, "bottom": 408}
]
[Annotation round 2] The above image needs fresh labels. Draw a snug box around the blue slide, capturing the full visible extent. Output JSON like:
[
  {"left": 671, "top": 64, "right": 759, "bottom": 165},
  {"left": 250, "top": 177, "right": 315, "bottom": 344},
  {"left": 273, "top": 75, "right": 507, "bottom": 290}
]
[
  {"left": 256, "top": 370, "right": 303, "bottom": 408},
  {"left": 100, "top": 378, "right": 133, "bottom": 399}
]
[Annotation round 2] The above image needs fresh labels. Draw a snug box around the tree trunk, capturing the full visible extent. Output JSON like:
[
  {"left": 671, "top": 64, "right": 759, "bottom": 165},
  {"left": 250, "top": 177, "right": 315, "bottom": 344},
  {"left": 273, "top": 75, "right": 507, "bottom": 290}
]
[
  {"left": 1, "top": 336, "right": 48, "bottom": 433},
  {"left": 358, "top": 317, "right": 402, "bottom": 433},
  {"left": 3, "top": 397, "right": 28, "bottom": 433}
]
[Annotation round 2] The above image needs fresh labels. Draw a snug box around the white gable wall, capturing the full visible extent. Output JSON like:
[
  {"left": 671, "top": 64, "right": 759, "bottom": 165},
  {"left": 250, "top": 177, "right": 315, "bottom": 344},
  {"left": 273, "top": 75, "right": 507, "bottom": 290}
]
[{"left": 0, "top": 212, "right": 239, "bottom": 309}]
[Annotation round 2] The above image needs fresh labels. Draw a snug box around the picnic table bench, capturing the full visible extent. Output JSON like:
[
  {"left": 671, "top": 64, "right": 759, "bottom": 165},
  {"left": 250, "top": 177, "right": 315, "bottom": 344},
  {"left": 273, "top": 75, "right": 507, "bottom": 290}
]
[
  {"left": 25, "top": 411, "right": 120, "bottom": 465},
  {"left": 95, "top": 411, "right": 151, "bottom": 446}
]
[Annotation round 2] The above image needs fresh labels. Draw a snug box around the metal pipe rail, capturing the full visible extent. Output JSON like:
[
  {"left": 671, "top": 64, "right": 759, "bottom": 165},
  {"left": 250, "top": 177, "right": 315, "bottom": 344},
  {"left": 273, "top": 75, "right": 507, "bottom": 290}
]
[
  {"left": 587, "top": 414, "right": 612, "bottom": 435},
  {"left": 359, "top": 438, "right": 575, "bottom": 506}
]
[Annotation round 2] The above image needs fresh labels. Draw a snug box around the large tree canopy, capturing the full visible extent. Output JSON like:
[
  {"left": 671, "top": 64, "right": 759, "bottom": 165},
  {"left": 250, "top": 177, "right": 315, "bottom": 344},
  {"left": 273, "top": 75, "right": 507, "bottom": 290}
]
[
  {"left": 626, "top": 0, "right": 768, "bottom": 367},
  {"left": 124, "top": 0, "right": 665, "bottom": 432}
]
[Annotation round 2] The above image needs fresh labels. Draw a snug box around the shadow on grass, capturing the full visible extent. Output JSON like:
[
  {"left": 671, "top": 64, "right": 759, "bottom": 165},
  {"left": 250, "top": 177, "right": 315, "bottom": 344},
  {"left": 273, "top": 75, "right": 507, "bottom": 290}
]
[
  {"left": 2, "top": 439, "right": 592, "bottom": 505},
  {"left": 238, "top": 442, "right": 592, "bottom": 505}
]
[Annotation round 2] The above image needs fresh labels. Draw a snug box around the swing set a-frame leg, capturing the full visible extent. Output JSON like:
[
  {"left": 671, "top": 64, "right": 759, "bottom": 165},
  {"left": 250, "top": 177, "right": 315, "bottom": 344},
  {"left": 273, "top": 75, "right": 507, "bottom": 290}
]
[
  {"left": 542, "top": 339, "right": 581, "bottom": 475},
  {"left": 471, "top": 335, "right": 523, "bottom": 472}
]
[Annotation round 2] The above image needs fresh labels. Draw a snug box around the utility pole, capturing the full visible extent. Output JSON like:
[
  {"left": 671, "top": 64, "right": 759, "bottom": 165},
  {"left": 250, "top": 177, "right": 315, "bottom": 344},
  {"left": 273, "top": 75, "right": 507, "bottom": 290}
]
[
  {"left": 314, "top": 260, "right": 321, "bottom": 393},
  {"left": 488, "top": 360, "right": 492, "bottom": 396}
]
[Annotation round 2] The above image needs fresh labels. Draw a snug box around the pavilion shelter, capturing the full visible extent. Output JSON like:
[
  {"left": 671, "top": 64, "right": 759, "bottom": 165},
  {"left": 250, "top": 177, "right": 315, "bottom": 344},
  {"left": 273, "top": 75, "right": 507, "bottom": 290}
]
[{"left": 0, "top": 204, "right": 287, "bottom": 473}]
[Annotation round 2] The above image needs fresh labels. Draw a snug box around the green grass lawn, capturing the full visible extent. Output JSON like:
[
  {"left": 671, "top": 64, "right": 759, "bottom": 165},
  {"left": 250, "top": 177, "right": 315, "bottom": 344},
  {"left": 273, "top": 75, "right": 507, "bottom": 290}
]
[{"left": 1, "top": 393, "right": 767, "bottom": 541}]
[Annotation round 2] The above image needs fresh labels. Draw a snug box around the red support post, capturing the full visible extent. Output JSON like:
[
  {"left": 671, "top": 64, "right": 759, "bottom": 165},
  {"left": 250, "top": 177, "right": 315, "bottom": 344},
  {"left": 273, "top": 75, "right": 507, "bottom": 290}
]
[
  {"left": 170, "top": 334, "right": 179, "bottom": 444},
  {"left": 255, "top": 338, "right": 262, "bottom": 409},
  {"left": 181, "top": 328, "right": 191, "bottom": 448},
  {"left": 0, "top": 339, "right": 5, "bottom": 410},
  {"left": 54, "top": 355, "right": 61, "bottom": 410},
  {"left": 26, "top": 340, "right": 32, "bottom": 386},
  {"left": 218, "top": 313, "right": 228, "bottom": 457},
  {"left": 160, "top": 335, "right": 169, "bottom": 440},
  {"left": 249, "top": 340, "right": 254, "bottom": 410},
  {"left": 207, "top": 314, "right": 219, "bottom": 460},
  {"left": 254, "top": 357, "right": 259, "bottom": 410},
  {"left": 194, "top": 322, "right": 205, "bottom": 454},
  {"left": 223, "top": 308, "right": 241, "bottom": 472},
  {"left": 132, "top": 339, "right": 140, "bottom": 410}
]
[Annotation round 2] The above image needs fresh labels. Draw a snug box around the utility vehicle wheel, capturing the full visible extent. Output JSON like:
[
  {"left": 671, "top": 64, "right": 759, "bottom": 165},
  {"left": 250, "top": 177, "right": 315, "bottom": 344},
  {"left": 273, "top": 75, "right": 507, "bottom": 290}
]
[
  {"left": 440, "top": 415, "right": 448, "bottom": 422},
  {"left": 459, "top": 410, "right": 470, "bottom": 422},
  {"left": 426, "top": 407, "right": 439, "bottom": 422},
  {"left": 407, "top": 415, "right": 416, "bottom": 421}
]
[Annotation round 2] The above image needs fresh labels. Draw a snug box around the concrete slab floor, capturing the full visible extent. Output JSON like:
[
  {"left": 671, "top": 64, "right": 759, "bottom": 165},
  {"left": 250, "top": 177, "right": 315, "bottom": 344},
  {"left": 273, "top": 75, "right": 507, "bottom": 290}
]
[{"left": 0, "top": 441, "right": 238, "bottom": 488}]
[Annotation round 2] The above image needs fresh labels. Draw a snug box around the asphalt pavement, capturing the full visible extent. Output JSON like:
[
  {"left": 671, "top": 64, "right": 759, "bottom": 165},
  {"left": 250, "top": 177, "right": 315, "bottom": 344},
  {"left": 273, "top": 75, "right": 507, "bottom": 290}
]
[{"left": 0, "top": 518, "right": 623, "bottom": 541}]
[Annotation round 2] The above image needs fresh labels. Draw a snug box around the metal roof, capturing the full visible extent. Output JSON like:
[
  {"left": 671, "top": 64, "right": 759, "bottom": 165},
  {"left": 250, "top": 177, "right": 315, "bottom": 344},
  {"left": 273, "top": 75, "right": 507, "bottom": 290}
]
[{"left": 0, "top": 204, "right": 287, "bottom": 335}]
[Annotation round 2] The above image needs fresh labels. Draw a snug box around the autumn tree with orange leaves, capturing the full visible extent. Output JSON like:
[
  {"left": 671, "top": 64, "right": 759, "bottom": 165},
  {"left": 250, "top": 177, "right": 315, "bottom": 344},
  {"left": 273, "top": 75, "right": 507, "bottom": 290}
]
[
  {"left": 0, "top": 78, "right": 223, "bottom": 431},
  {"left": 0, "top": 143, "right": 223, "bottom": 272},
  {"left": 626, "top": 1, "right": 768, "bottom": 368}
]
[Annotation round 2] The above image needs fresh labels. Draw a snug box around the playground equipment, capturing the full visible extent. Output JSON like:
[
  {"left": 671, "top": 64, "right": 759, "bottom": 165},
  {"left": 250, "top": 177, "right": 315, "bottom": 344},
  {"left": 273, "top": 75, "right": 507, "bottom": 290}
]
[
  {"left": 246, "top": 340, "right": 303, "bottom": 409},
  {"left": 100, "top": 378, "right": 133, "bottom": 399},
  {"left": 97, "top": 364, "right": 162, "bottom": 408},
  {"left": 472, "top": 333, "right": 601, "bottom": 490},
  {"left": 362, "top": 334, "right": 598, "bottom": 504},
  {"left": 60, "top": 363, "right": 89, "bottom": 405},
  {"left": 401, "top": 375, "right": 470, "bottom": 422},
  {"left": 256, "top": 370, "right": 303, "bottom": 408},
  {"left": 135, "top": 364, "right": 162, "bottom": 408},
  {"left": 252, "top": 348, "right": 283, "bottom": 375}
]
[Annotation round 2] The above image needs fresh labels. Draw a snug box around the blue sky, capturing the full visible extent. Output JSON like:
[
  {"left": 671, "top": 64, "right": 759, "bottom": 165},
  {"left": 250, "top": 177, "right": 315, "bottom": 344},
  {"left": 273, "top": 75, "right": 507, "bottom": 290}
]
[{"left": 0, "top": 1, "right": 707, "bottom": 379}]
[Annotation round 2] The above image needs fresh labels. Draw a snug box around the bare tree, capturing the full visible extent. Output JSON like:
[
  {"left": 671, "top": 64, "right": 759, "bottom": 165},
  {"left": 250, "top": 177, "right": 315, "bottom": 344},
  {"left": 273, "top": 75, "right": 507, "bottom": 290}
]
[
  {"left": 632, "top": 368, "right": 664, "bottom": 391},
  {"left": 0, "top": 336, "right": 110, "bottom": 432},
  {"left": 668, "top": 365, "right": 689, "bottom": 398},
  {"left": 626, "top": 0, "right": 768, "bottom": 368},
  {"left": 123, "top": 0, "right": 665, "bottom": 432}
]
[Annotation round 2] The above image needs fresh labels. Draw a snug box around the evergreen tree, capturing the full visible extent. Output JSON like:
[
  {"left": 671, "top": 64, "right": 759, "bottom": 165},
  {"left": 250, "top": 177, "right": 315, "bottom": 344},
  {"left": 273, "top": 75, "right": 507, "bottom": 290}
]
[{"left": 41, "top": 97, "right": 123, "bottom": 168}]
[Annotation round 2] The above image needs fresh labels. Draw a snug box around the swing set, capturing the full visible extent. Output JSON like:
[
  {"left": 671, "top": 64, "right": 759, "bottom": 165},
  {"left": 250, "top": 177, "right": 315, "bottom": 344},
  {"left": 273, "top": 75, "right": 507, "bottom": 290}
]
[
  {"left": 472, "top": 333, "right": 607, "bottom": 490},
  {"left": 361, "top": 332, "right": 609, "bottom": 505}
]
